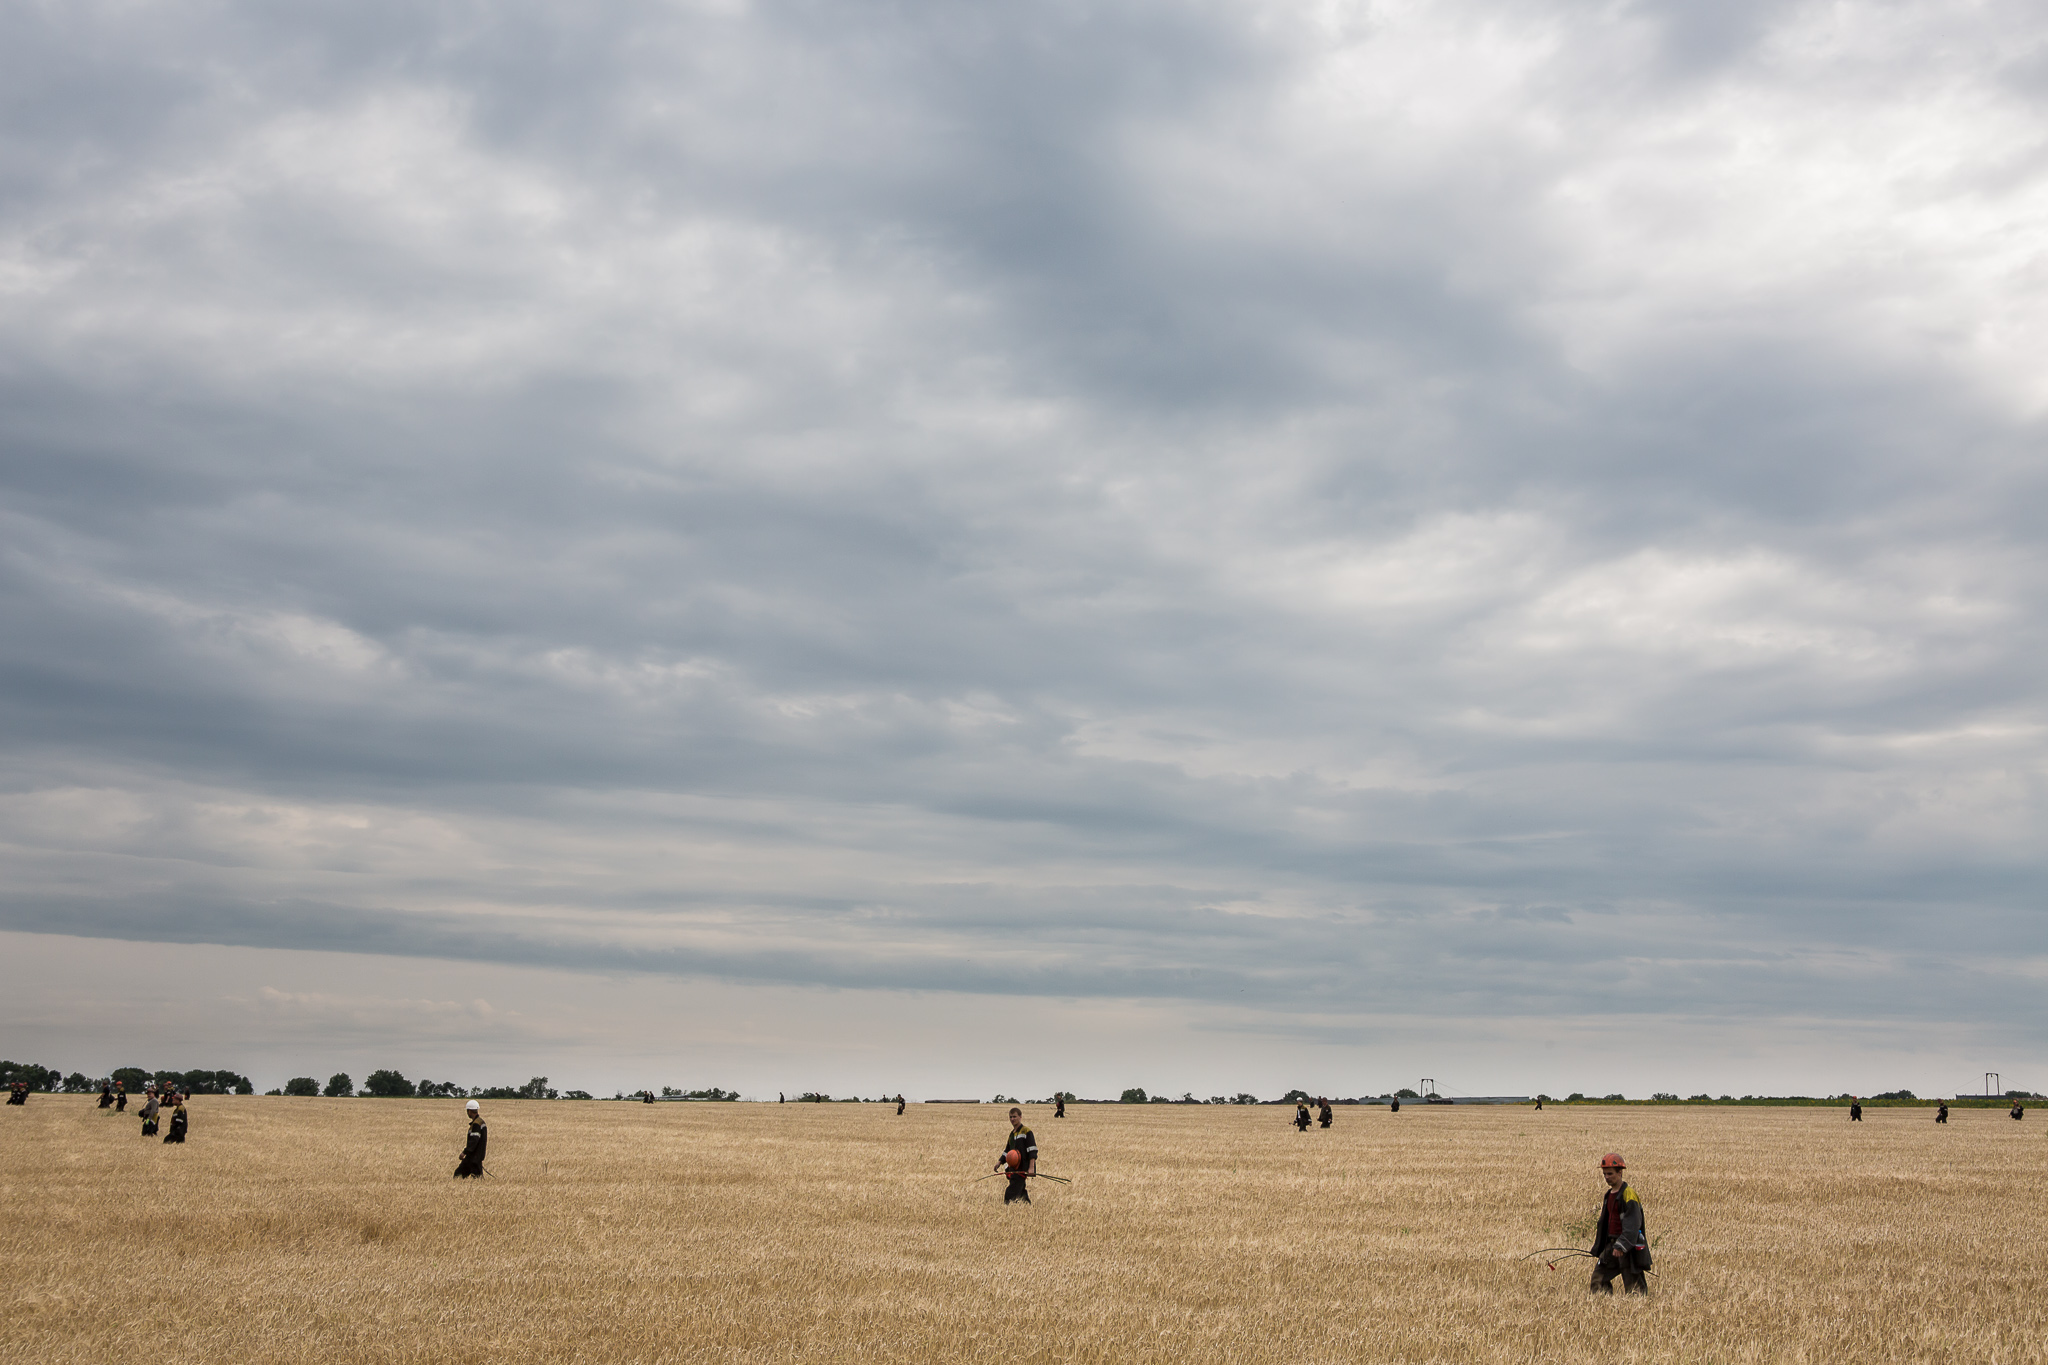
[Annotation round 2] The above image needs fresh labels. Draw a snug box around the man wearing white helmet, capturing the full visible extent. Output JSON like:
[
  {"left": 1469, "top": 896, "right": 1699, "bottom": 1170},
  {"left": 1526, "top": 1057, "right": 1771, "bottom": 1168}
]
[{"left": 454, "top": 1099, "right": 488, "bottom": 1178}]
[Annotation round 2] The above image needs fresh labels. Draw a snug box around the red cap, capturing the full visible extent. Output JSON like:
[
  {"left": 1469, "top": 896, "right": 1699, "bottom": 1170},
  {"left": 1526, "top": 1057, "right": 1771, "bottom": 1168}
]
[{"left": 1599, "top": 1152, "right": 1626, "bottom": 1170}]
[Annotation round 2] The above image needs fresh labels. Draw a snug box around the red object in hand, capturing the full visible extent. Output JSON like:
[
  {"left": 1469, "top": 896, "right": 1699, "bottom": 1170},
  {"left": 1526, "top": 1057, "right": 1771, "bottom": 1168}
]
[{"left": 1005, "top": 1148, "right": 1024, "bottom": 1170}]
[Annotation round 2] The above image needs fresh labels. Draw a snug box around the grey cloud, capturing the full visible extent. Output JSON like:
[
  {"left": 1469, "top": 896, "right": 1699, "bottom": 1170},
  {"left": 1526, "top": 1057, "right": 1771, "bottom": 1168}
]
[{"left": 2, "top": 0, "right": 2045, "bottom": 1074}]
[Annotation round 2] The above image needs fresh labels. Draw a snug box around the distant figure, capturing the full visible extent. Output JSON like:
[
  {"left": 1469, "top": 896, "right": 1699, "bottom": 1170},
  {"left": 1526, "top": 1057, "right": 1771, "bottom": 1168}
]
[
  {"left": 642, "top": 1091, "right": 654, "bottom": 1104},
  {"left": 115, "top": 1082, "right": 127, "bottom": 1112},
  {"left": 1936, "top": 1101, "right": 1948, "bottom": 1124},
  {"left": 6, "top": 1080, "right": 26, "bottom": 1105},
  {"left": 140, "top": 1091, "right": 160, "bottom": 1137},
  {"left": 1294, "top": 1101, "right": 1311, "bottom": 1132},
  {"left": 163, "top": 1100, "right": 188, "bottom": 1145},
  {"left": 455, "top": 1100, "right": 487, "bottom": 1178},
  {"left": 1849, "top": 1099, "right": 1862, "bottom": 1121},
  {"left": 1534, "top": 1097, "right": 1543, "bottom": 1111},
  {"left": 97, "top": 1082, "right": 114, "bottom": 1110},
  {"left": 1318, "top": 1099, "right": 1333, "bottom": 1129},
  {"left": 1588, "top": 1153, "right": 1649, "bottom": 1295},
  {"left": 995, "top": 1106, "right": 1038, "bottom": 1204},
  {"left": 2013, "top": 1102, "right": 2025, "bottom": 1121},
  {"left": 896, "top": 1094, "right": 906, "bottom": 1116},
  {"left": 779, "top": 1092, "right": 785, "bottom": 1104},
  {"left": 1054, "top": 1094, "right": 1065, "bottom": 1119},
  {"left": 1390, "top": 1095, "right": 1401, "bottom": 1114}
]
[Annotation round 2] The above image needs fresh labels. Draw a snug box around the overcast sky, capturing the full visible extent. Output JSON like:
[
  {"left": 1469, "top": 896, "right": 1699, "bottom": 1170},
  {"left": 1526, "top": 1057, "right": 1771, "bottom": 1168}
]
[{"left": 2, "top": 0, "right": 2043, "bottom": 1100}]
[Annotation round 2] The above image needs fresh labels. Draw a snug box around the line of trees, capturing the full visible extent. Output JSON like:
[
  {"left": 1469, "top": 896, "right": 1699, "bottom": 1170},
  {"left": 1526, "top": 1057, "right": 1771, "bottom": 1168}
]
[
  {"left": 268, "top": 1071, "right": 595, "bottom": 1100},
  {"left": 0, "top": 1062, "right": 253, "bottom": 1094}
]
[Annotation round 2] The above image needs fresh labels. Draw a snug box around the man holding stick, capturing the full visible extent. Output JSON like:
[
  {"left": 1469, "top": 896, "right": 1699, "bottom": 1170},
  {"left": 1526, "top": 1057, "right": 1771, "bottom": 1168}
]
[{"left": 994, "top": 1106, "right": 1038, "bottom": 1204}]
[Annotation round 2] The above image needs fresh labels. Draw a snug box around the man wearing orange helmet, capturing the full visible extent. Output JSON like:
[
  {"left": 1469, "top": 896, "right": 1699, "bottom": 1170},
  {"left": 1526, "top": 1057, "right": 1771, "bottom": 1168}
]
[
  {"left": 1589, "top": 1152, "right": 1650, "bottom": 1295},
  {"left": 995, "top": 1107, "right": 1038, "bottom": 1204}
]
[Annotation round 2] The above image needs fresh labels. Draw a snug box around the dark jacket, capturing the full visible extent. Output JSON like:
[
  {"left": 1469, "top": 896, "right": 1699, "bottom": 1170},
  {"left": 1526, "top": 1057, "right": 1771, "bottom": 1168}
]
[
  {"left": 164, "top": 1106, "right": 188, "bottom": 1143},
  {"left": 1000, "top": 1124, "right": 1038, "bottom": 1175},
  {"left": 455, "top": 1118, "right": 488, "bottom": 1176},
  {"left": 1591, "top": 1181, "right": 1647, "bottom": 1261}
]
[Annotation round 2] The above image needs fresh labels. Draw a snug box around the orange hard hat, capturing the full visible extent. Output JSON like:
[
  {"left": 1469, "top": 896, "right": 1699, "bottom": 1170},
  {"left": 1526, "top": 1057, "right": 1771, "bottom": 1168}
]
[
  {"left": 1005, "top": 1148, "right": 1024, "bottom": 1169},
  {"left": 1599, "top": 1152, "right": 1626, "bottom": 1170}
]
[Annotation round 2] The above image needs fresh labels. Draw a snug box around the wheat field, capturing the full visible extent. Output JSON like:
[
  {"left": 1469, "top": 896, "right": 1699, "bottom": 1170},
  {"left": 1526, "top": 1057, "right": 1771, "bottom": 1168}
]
[{"left": 3, "top": 1095, "right": 2043, "bottom": 1364}]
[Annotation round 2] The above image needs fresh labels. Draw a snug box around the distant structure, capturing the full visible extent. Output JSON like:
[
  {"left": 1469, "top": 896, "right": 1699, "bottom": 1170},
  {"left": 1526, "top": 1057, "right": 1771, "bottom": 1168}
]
[
  {"left": 1986, "top": 1073, "right": 2001, "bottom": 1097},
  {"left": 1420, "top": 1078, "right": 1436, "bottom": 1099}
]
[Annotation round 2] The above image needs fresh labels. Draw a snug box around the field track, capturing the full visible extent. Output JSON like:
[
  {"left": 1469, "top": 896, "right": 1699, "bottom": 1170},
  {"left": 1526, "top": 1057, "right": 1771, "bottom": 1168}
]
[{"left": 4, "top": 1097, "right": 2044, "bottom": 1363}]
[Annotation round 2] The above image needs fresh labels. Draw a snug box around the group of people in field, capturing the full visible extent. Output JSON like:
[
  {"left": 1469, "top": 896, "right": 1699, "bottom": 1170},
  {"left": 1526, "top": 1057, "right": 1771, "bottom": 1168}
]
[
  {"left": 1292, "top": 1096, "right": 1336, "bottom": 1130},
  {"left": 78, "top": 1079, "right": 189, "bottom": 1142}
]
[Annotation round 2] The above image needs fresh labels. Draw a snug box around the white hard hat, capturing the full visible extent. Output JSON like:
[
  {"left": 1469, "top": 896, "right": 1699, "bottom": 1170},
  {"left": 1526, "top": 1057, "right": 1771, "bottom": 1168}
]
[{"left": 466, "top": 1100, "right": 480, "bottom": 1111}]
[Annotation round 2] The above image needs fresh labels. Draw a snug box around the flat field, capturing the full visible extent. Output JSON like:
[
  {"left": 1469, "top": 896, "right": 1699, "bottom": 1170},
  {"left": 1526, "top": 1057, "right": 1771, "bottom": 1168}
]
[{"left": 3, "top": 1096, "right": 2043, "bottom": 1364}]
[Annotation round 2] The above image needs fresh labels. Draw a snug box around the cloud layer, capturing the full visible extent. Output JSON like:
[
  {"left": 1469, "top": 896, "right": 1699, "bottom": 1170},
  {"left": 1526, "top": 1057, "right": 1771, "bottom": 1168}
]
[{"left": 3, "top": 0, "right": 2044, "bottom": 1088}]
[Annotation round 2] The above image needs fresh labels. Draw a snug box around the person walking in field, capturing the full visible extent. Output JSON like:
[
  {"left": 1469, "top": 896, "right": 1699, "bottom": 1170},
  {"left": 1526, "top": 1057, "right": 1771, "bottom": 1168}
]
[
  {"left": 97, "top": 1080, "right": 115, "bottom": 1109},
  {"left": 995, "top": 1107, "right": 1038, "bottom": 1204},
  {"left": 1936, "top": 1100, "right": 1948, "bottom": 1124},
  {"left": 140, "top": 1089, "right": 160, "bottom": 1137},
  {"left": 2012, "top": 1101, "right": 2025, "bottom": 1121},
  {"left": 1054, "top": 1094, "right": 1066, "bottom": 1118},
  {"left": 1588, "top": 1153, "right": 1649, "bottom": 1295},
  {"left": 1294, "top": 1100, "right": 1311, "bottom": 1132},
  {"left": 1849, "top": 1099, "right": 1862, "bottom": 1121},
  {"left": 163, "top": 1099, "right": 188, "bottom": 1144},
  {"left": 7, "top": 1079, "right": 26, "bottom": 1105},
  {"left": 114, "top": 1081, "right": 127, "bottom": 1112},
  {"left": 1318, "top": 1098, "right": 1333, "bottom": 1129},
  {"left": 896, "top": 1094, "right": 905, "bottom": 1115},
  {"left": 454, "top": 1100, "right": 488, "bottom": 1178}
]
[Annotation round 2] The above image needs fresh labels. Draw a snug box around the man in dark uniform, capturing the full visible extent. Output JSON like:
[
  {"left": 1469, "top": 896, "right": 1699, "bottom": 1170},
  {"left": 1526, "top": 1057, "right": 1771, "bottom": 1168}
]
[
  {"left": 2012, "top": 1101, "right": 2025, "bottom": 1121},
  {"left": 1849, "top": 1098, "right": 1862, "bottom": 1121},
  {"left": 994, "top": 1106, "right": 1037, "bottom": 1204},
  {"left": 1318, "top": 1098, "right": 1333, "bottom": 1129},
  {"left": 115, "top": 1081, "right": 127, "bottom": 1112},
  {"left": 1936, "top": 1100, "right": 1949, "bottom": 1124},
  {"left": 1294, "top": 1100, "right": 1311, "bottom": 1131},
  {"left": 163, "top": 1099, "right": 188, "bottom": 1144},
  {"left": 1390, "top": 1094, "right": 1401, "bottom": 1113},
  {"left": 6, "top": 1079, "right": 26, "bottom": 1105},
  {"left": 455, "top": 1099, "right": 488, "bottom": 1177},
  {"left": 97, "top": 1081, "right": 115, "bottom": 1109},
  {"left": 895, "top": 1094, "right": 905, "bottom": 1115},
  {"left": 1589, "top": 1152, "right": 1649, "bottom": 1295},
  {"left": 1054, "top": 1094, "right": 1065, "bottom": 1119}
]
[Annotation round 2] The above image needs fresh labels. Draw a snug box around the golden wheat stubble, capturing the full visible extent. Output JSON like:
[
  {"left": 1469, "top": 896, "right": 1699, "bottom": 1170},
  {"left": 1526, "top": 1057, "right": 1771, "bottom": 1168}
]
[{"left": 3, "top": 1097, "right": 2044, "bottom": 1364}]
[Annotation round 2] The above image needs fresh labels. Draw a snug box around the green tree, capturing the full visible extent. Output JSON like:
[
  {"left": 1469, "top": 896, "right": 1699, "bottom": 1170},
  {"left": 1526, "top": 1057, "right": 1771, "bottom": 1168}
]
[
  {"left": 0, "top": 1061, "right": 60, "bottom": 1092},
  {"left": 363, "top": 1069, "right": 412, "bottom": 1098},
  {"left": 516, "top": 1076, "right": 556, "bottom": 1100},
  {"left": 324, "top": 1073, "right": 354, "bottom": 1097},
  {"left": 1396, "top": 1088, "right": 1419, "bottom": 1098},
  {"left": 283, "top": 1077, "right": 320, "bottom": 1096},
  {"left": 1119, "top": 1087, "right": 1148, "bottom": 1103}
]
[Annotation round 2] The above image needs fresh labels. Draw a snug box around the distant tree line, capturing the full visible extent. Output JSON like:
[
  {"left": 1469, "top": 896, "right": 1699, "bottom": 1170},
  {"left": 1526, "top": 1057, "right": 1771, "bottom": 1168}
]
[
  {"left": 0, "top": 1062, "right": 252, "bottom": 1094},
  {"left": 267, "top": 1071, "right": 595, "bottom": 1100}
]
